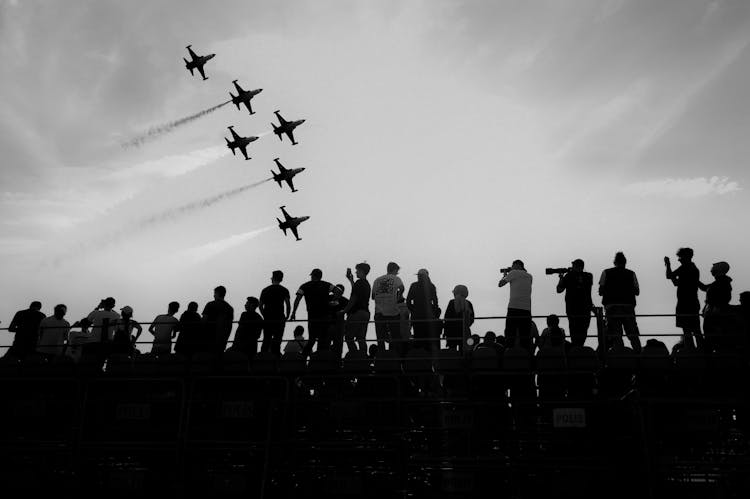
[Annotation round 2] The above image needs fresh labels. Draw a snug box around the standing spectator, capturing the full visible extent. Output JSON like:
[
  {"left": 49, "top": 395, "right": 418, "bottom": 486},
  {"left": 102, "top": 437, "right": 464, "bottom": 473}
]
[
  {"left": 342, "top": 263, "right": 372, "bottom": 353},
  {"left": 66, "top": 318, "right": 93, "bottom": 363},
  {"left": 699, "top": 261, "right": 732, "bottom": 353},
  {"left": 175, "top": 301, "right": 202, "bottom": 357},
  {"left": 284, "top": 326, "right": 308, "bottom": 354},
  {"left": 291, "top": 268, "right": 333, "bottom": 356},
  {"left": 6, "top": 301, "right": 46, "bottom": 358},
  {"left": 260, "top": 270, "right": 291, "bottom": 356},
  {"left": 37, "top": 304, "right": 70, "bottom": 360},
  {"left": 86, "top": 297, "right": 120, "bottom": 361},
  {"left": 443, "top": 284, "right": 474, "bottom": 352},
  {"left": 498, "top": 260, "right": 533, "bottom": 352},
  {"left": 556, "top": 259, "right": 593, "bottom": 348},
  {"left": 328, "top": 284, "right": 349, "bottom": 357},
  {"left": 202, "top": 285, "right": 235, "bottom": 354},
  {"left": 599, "top": 252, "right": 641, "bottom": 353},
  {"left": 148, "top": 301, "right": 180, "bottom": 355},
  {"left": 407, "top": 268, "right": 440, "bottom": 352},
  {"left": 664, "top": 248, "right": 702, "bottom": 350},
  {"left": 231, "top": 297, "right": 264, "bottom": 357},
  {"left": 371, "top": 262, "right": 406, "bottom": 353},
  {"left": 113, "top": 305, "right": 142, "bottom": 355}
]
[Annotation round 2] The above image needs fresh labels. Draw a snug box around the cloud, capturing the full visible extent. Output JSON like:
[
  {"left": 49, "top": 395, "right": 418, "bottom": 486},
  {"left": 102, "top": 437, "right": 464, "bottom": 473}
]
[
  {"left": 623, "top": 176, "right": 741, "bottom": 198},
  {"left": 175, "top": 227, "right": 273, "bottom": 264},
  {"left": 109, "top": 146, "right": 229, "bottom": 180}
]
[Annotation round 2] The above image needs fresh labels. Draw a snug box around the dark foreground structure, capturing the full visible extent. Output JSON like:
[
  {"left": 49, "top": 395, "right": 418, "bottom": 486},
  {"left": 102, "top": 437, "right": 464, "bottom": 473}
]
[{"left": 0, "top": 341, "right": 748, "bottom": 499}]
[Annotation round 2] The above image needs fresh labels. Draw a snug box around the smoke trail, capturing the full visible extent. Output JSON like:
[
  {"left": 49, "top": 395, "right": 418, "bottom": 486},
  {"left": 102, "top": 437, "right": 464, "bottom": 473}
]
[
  {"left": 177, "top": 226, "right": 273, "bottom": 264},
  {"left": 138, "top": 178, "right": 272, "bottom": 229},
  {"left": 122, "top": 100, "right": 232, "bottom": 149}
]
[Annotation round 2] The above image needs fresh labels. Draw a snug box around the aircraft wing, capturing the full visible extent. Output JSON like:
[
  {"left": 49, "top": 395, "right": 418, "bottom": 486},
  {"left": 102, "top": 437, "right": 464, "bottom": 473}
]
[
  {"left": 239, "top": 144, "right": 249, "bottom": 160},
  {"left": 285, "top": 130, "right": 296, "bottom": 144},
  {"left": 280, "top": 206, "right": 292, "bottom": 221},
  {"left": 197, "top": 65, "right": 207, "bottom": 79},
  {"left": 285, "top": 178, "right": 296, "bottom": 191},
  {"left": 242, "top": 100, "right": 253, "bottom": 114},
  {"left": 275, "top": 112, "right": 288, "bottom": 125},
  {"left": 187, "top": 46, "right": 198, "bottom": 60},
  {"left": 290, "top": 225, "right": 300, "bottom": 240},
  {"left": 233, "top": 80, "right": 243, "bottom": 92}
]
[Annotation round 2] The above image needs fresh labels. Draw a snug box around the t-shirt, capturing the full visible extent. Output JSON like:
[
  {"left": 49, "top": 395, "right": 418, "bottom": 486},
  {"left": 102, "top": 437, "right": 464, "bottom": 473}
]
[
  {"left": 150, "top": 314, "right": 179, "bottom": 346},
  {"left": 284, "top": 338, "right": 308, "bottom": 354},
  {"left": 260, "top": 284, "right": 290, "bottom": 319},
  {"left": 36, "top": 317, "right": 70, "bottom": 356},
  {"left": 672, "top": 263, "right": 700, "bottom": 305},
  {"left": 371, "top": 274, "right": 404, "bottom": 316},
  {"left": 503, "top": 269, "right": 532, "bottom": 311},
  {"left": 296, "top": 280, "right": 333, "bottom": 317},
  {"left": 87, "top": 309, "right": 121, "bottom": 342},
  {"left": 349, "top": 279, "right": 371, "bottom": 313},
  {"left": 559, "top": 271, "right": 593, "bottom": 309},
  {"left": 599, "top": 267, "right": 639, "bottom": 306}
]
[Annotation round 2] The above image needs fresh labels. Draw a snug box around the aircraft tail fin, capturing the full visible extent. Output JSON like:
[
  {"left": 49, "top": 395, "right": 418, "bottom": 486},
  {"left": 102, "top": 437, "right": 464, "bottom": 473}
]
[
  {"left": 272, "top": 123, "right": 282, "bottom": 140},
  {"left": 225, "top": 138, "right": 235, "bottom": 155}
]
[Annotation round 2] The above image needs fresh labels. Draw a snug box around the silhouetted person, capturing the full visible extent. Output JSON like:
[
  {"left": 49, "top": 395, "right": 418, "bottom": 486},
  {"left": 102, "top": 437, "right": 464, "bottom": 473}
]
[
  {"left": 698, "top": 261, "right": 732, "bottom": 353},
  {"left": 148, "top": 301, "right": 180, "bottom": 355},
  {"left": 599, "top": 252, "right": 641, "bottom": 353},
  {"left": 498, "top": 260, "right": 533, "bottom": 352},
  {"left": 291, "top": 268, "right": 333, "bottom": 356},
  {"left": 202, "top": 285, "right": 234, "bottom": 354},
  {"left": 86, "top": 297, "right": 120, "bottom": 362},
  {"left": 231, "top": 297, "right": 264, "bottom": 357},
  {"left": 112, "top": 305, "right": 142, "bottom": 355},
  {"left": 443, "top": 284, "right": 474, "bottom": 352},
  {"left": 734, "top": 291, "right": 750, "bottom": 361},
  {"left": 556, "top": 259, "right": 593, "bottom": 347},
  {"left": 175, "top": 301, "right": 201, "bottom": 357},
  {"left": 372, "top": 262, "right": 406, "bottom": 353},
  {"left": 6, "top": 301, "right": 45, "bottom": 358},
  {"left": 327, "top": 284, "right": 349, "bottom": 357},
  {"left": 664, "top": 248, "right": 703, "bottom": 350},
  {"left": 537, "top": 314, "right": 567, "bottom": 350},
  {"left": 260, "top": 271, "right": 290, "bottom": 356},
  {"left": 284, "top": 325, "right": 308, "bottom": 354},
  {"left": 407, "top": 268, "right": 440, "bottom": 353},
  {"left": 342, "top": 263, "right": 371, "bottom": 353},
  {"left": 37, "top": 304, "right": 70, "bottom": 360},
  {"left": 66, "top": 318, "right": 92, "bottom": 363},
  {"left": 478, "top": 331, "right": 504, "bottom": 356}
]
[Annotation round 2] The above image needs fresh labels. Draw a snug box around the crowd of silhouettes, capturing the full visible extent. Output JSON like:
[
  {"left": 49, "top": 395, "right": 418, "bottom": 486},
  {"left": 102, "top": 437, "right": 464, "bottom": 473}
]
[{"left": 3, "top": 251, "right": 750, "bottom": 374}]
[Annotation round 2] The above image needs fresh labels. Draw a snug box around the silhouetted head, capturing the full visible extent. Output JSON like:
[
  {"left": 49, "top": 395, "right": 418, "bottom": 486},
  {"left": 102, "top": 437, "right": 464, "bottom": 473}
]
[
  {"left": 187, "top": 301, "right": 199, "bottom": 313},
  {"left": 355, "top": 262, "right": 370, "bottom": 278},
  {"left": 29, "top": 301, "right": 42, "bottom": 311},
  {"left": 168, "top": 301, "right": 180, "bottom": 315},
  {"left": 512, "top": 259, "right": 525, "bottom": 271},
  {"left": 546, "top": 314, "right": 560, "bottom": 328},
  {"left": 53, "top": 304, "right": 67, "bottom": 319},
  {"left": 495, "top": 334, "right": 506, "bottom": 347},
  {"left": 120, "top": 305, "right": 133, "bottom": 318},
  {"left": 272, "top": 270, "right": 284, "bottom": 283},
  {"left": 310, "top": 268, "right": 323, "bottom": 281},
  {"left": 483, "top": 331, "right": 496, "bottom": 344},
  {"left": 333, "top": 284, "right": 345, "bottom": 297},
  {"left": 571, "top": 259, "right": 584, "bottom": 271},
  {"left": 103, "top": 297, "right": 115, "bottom": 310},
  {"left": 293, "top": 325, "right": 305, "bottom": 338},
  {"left": 246, "top": 296, "right": 259, "bottom": 311},
  {"left": 613, "top": 252, "right": 627, "bottom": 267},
  {"left": 740, "top": 291, "right": 750, "bottom": 308},
  {"left": 452, "top": 285, "right": 469, "bottom": 299},
  {"left": 387, "top": 262, "right": 400, "bottom": 274},
  {"left": 416, "top": 268, "right": 429, "bottom": 282},
  {"left": 469, "top": 334, "right": 481, "bottom": 349},
  {"left": 676, "top": 247, "right": 693, "bottom": 262},
  {"left": 214, "top": 285, "right": 227, "bottom": 300},
  {"left": 711, "top": 261, "right": 730, "bottom": 277},
  {"left": 368, "top": 343, "right": 379, "bottom": 359}
]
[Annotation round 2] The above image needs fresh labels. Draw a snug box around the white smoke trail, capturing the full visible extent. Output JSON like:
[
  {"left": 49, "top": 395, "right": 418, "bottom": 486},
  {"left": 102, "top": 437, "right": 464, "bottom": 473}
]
[
  {"left": 177, "top": 226, "right": 273, "bottom": 264},
  {"left": 122, "top": 100, "right": 232, "bottom": 149}
]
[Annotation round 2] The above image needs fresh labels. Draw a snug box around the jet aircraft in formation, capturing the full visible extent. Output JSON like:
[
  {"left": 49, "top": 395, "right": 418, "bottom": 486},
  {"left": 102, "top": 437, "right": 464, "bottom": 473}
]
[
  {"left": 277, "top": 206, "right": 309, "bottom": 241},
  {"left": 224, "top": 126, "right": 258, "bottom": 160},
  {"left": 229, "top": 80, "right": 263, "bottom": 114},
  {"left": 271, "top": 158, "right": 305, "bottom": 193},
  {"left": 184, "top": 45, "right": 215, "bottom": 80},
  {"left": 272, "top": 110, "right": 305, "bottom": 145}
]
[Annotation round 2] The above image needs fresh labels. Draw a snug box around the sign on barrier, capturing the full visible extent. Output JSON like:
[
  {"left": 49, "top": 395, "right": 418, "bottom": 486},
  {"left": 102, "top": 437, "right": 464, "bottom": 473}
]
[{"left": 553, "top": 407, "right": 586, "bottom": 428}]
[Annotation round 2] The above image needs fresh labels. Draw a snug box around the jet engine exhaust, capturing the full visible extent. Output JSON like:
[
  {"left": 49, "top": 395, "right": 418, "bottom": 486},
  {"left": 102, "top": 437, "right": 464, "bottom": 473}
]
[{"left": 122, "top": 100, "right": 232, "bottom": 149}]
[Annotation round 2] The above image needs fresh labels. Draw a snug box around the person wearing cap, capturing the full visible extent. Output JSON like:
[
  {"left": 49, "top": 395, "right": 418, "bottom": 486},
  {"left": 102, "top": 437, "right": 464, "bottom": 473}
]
[
  {"left": 698, "top": 261, "right": 732, "bottom": 352},
  {"left": 598, "top": 252, "right": 641, "bottom": 353},
  {"left": 664, "top": 248, "right": 702, "bottom": 350},
  {"left": 371, "top": 262, "right": 406, "bottom": 354},
  {"left": 5, "top": 300, "right": 46, "bottom": 358},
  {"left": 499, "top": 260, "right": 534, "bottom": 353},
  {"left": 291, "top": 268, "right": 334, "bottom": 356},
  {"left": 407, "top": 268, "right": 440, "bottom": 353},
  {"left": 112, "top": 305, "right": 142, "bottom": 355},
  {"left": 260, "top": 271, "right": 291, "bottom": 356},
  {"left": 555, "top": 259, "right": 593, "bottom": 348},
  {"left": 341, "top": 262, "right": 372, "bottom": 353}
]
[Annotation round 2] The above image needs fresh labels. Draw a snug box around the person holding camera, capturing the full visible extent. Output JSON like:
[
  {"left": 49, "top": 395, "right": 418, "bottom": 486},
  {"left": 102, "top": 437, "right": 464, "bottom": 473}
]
[
  {"left": 554, "top": 259, "right": 593, "bottom": 348},
  {"left": 598, "top": 252, "right": 641, "bottom": 353},
  {"left": 498, "top": 260, "right": 533, "bottom": 353},
  {"left": 664, "top": 248, "right": 702, "bottom": 350}
]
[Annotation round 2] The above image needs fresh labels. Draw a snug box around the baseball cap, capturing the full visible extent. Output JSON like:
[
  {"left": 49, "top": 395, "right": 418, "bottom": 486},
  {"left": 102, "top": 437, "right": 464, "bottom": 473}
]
[{"left": 120, "top": 305, "right": 133, "bottom": 314}]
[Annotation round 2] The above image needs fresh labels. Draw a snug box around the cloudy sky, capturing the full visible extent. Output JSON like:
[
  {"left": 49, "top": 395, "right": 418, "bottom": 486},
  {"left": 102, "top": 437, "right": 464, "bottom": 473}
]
[{"left": 1, "top": 0, "right": 748, "bottom": 348}]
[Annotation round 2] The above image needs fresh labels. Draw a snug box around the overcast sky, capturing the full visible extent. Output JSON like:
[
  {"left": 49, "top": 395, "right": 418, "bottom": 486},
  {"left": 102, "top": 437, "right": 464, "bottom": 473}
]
[{"left": 1, "top": 0, "right": 749, "bottom": 348}]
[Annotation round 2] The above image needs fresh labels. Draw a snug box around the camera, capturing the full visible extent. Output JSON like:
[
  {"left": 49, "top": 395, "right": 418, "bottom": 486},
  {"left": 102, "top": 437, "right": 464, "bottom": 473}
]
[
  {"left": 545, "top": 267, "right": 570, "bottom": 275},
  {"left": 500, "top": 267, "right": 512, "bottom": 273}
]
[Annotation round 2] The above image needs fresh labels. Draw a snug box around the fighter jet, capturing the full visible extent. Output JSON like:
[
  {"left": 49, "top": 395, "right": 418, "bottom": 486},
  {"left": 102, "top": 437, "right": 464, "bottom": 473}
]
[
  {"left": 271, "top": 110, "right": 305, "bottom": 145},
  {"left": 229, "top": 80, "right": 262, "bottom": 114},
  {"left": 184, "top": 45, "right": 215, "bottom": 80},
  {"left": 277, "top": 206, "right": 309, "bottom": 241},
  {"left": 271, "top": 158, "right": 305, "bottom": 193},
  {"left": 224, "top": 126, "right": 258, "bottom": 160}
]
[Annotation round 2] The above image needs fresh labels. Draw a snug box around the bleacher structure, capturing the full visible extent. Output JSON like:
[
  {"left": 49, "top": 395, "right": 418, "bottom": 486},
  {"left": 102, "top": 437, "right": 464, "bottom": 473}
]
[{"left": 0, "top": 343, "right": 748, "bottom": 498}]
